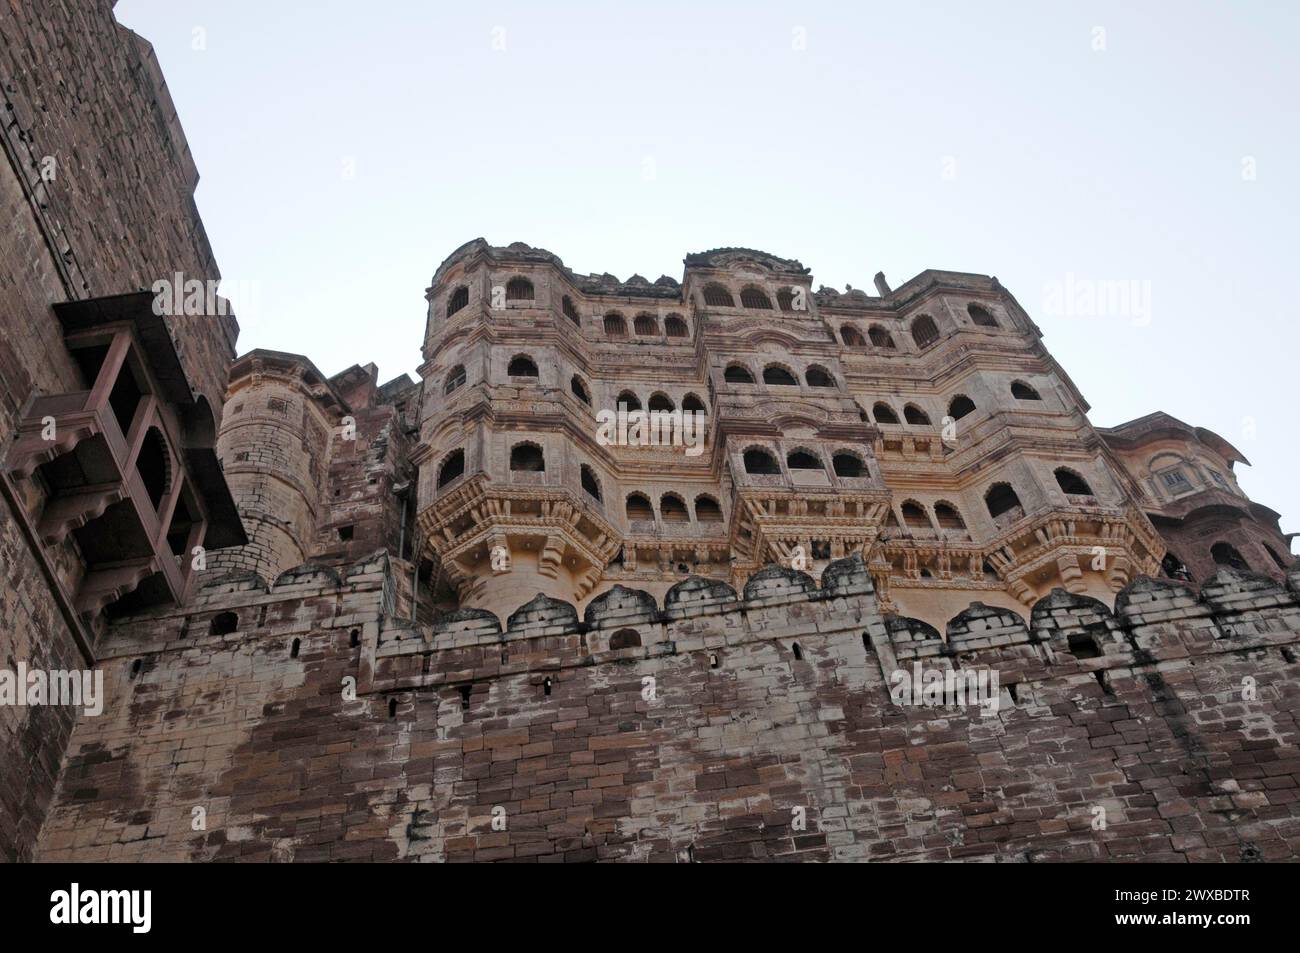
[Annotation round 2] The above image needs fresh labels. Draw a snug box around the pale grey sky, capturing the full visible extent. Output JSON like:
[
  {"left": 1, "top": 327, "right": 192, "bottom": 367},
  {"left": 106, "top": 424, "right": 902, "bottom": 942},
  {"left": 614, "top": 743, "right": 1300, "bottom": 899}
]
[{"left": 116, "top": 0, "right": 1300, "bottom": 542}]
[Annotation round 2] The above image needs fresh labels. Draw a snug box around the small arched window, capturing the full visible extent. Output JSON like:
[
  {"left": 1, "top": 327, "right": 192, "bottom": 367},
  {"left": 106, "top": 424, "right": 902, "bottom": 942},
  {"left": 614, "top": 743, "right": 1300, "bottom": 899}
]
[
  {"left": 604, "top": 313, "right": 627, "bottom": 336},
  {"left": 562, "top": 295, "right": 580, "bottom": 325},
  {"left": 904, "top": 404, "right": 931, "bottom": 425},
  {"left": 805, "top": 365, "right": 835, "bottom": 388},
  {"left": 833, "top": 452, "right": 865, "bottom": 478},
  {"left": 873, "top": 402, "right": 899, "bottom": 425},
  {"left": 580, "top": 465, "right": 602, "bottom": 501},
  {"left": 1011, "top": 381, "right": 1041, "bottom": 400},
  {"left": 634, "top": 314, "right": 659, "bottom": 336},
  {"left": 210, "top": 611, "right": 238, "bottom": 636},
  {"left": 869, "top": 325, "right": 895, "bottom": 348},
  {"left": 695, "top": 495, "right": 724, "bottom": 522},
  {"left": 968, "top": 303, "right": 998, "bottom": 327},
  {"left": 724, "top": 364, "right": 755, "bottom": 384},
  {"left": 648, "top": 392, "right": 675, "bottom": 412},
  {"left": 507, "top": 355, "right": 538, "bottom": 377},
  {"left": 777, "top": 289, "right": 797, "bottom": 312},
  {"left": 901, "top": 501, "right": 931, "bottom": 529},
  {"left": 1055, "top": 468, "right": 1095, "bottom": 496},
  {"left": 743, "top": 448, "right": 780, "bottom": 475},
  {"left": 985, "top": 483, "right": 1022, "bottom": 520},
  {"left": 665, "top": 315, "right": 688, "bottom": 338},
  {"left": 438, "top": 449, "right": 465, "bottom": 488},
  {"left": 703, "top": 284, "right": 735, "bottom": 307},
  {"left": 1264, "top": 543, "right": 1290, "bottom": 571},
  {"left": 948, "top": 395, "right": 976, "bottom": 420},
  {"left": 1161, "top": 552, "right": 1193, "bottom": 581},
  {"left": 934, "top": 502, "right": 966, "bottom": 530},
  {"left": 610, "top": 628, "right": 641, "bottom": 650},
  {"left": 682, "top": 393, "right": 706, "bottom": 414},
  {"left": 841, "top": 325, "right": 865, "bottom": 347},
  {"left": 741, "top": 287, "right": 773, "bottom": 309},
  {"left": 1211, "top": 542, "right": 1250, "bottom": 572},
  {"left": 763, "top": 365, "right": 798, "bottom": 386},
  {"left": 911, "top": 315, "right": 939, "bottom": 349},
  {"left": 506, "top": 277, "right": 534, "bottom": 301},
  {"left": 510, "top": 443, "right": 545, "bottom": 472},
  {"left": 617, "top": 390, "right": 642, "bottom": 411},
  {"left": 786, "top": 450, "right": 823, "bottom": 471},
  {"left": 447, "top": 286, "right": 469, "bottom": 317},
  {"left": 570, "top": 375, "right": 591, "bottom": 405},
  {"left": 444, "top": 365, "right": 466, "bottom": 395},
  {"left": 626, "top": 493, "right": 654, "bottom": 521},
  {"left": 661, "top": 494, "right": 689, "bottom": 522}
]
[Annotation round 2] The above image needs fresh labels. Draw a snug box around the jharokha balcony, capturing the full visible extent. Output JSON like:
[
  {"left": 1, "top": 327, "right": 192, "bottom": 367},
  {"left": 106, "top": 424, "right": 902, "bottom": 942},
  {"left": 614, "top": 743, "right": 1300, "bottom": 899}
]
[{"left": 2, "top": 292, "right": 245, "bottom": 626}]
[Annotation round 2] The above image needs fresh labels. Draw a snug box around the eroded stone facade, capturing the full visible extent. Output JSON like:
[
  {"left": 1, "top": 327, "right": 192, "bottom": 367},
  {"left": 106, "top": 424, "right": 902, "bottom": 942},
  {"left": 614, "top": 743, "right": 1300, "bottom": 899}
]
[{"left": 2, "top": 7, "right": 1298, "bottom": 863}]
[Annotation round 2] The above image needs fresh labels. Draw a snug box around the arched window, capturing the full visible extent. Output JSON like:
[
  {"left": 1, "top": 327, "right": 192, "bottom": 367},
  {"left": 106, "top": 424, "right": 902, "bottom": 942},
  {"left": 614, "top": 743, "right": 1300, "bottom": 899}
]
[
  {"left": 510, "top": 443, "right": 545, "bottom": 472},
  {"left": 617, "top": 390, "right": 642, "bottom": 411},
  {"left": 903, "top": 404, "right": 931, "bottom": 425},
  {"left": 661, "top": 494, "right": 689, "bottom": 522},
  {"left": 682, "top": 393, "right": 706, "bottom": 414},
  {"left": 438, "top": 449, "right": 465, "bottom": 488},
  {"left": 610, "top": 628, "right": 642, "bottom": 650},
  {"left": 703, "top": 284, "right": 735, "bottom": 307},
  {"left": 901, "top": 501, "right": 931, "bottom": 529},
  {"left": 724, "top": 364, "right": 755, "bottom": 384},
  {"left": 911, "top": 315, "right": 939, "bottom": 349},
  {"left": 626, "top": 493, "right": 654, "bottom": 521},
  {"left": 873, "top": 402, "right": 899, "bottom": 425},
  {"left": 1011, "top": 380, "right": 1041, "bottom": 400},
  {"left": 833, "top": 452, "right": 865, "bottom": 478},
  {"left": 985, "top": 483, "right": 1022, "bottom": 520},
  {"left": 562, "top": 295, "right": 580, "bottom": 325},
  {"left": 665, "top": 315, "right": 688, "bottom": 337},
  {"left": 604, "top": 313, "right": 627, "bottom": 336},
  {"left": 505, "top": 277, "right": 534, "bottom": 301},
  {"left": 1055, "top": 468, "right": 1095, "bottom": 496},
  {"left": 135, "top": 427, "right": 169, "bottom": 510},
  {"left": 444, "top": 365, "right": 466, "bottom": 395},
  {"left": 948, "top": 395, "right": 975, "bottom": 420},
  {"left": 648, "top": 392, "right": 675, "bottom": 412},
  {"left": 695, "top": 495, "right": 724, "bottom": 522},
  {"left": 805, "top": 365, "right": 835, "bottom": 388},
  {"left": 763, "top": 365, "right": 798, "bottom": 385},
  {"left": 868, "top": 325, "right": 895, "bottom": 348},
  {"left": 743, "top": 448, "right": 780, "bottom": 475},
  {"left": 507, "top": 355, "right": 538, "bottom": 377},
  {"left": 967, "top": 303, "right": 998, "bottom": 327},
  {"left": 210, "top": 611, "right": 238, "bottom": 636},
  {"left": 777, "top": 289, "right": 797, "bottom": 312},
  {"left": 1161, "top": 552, "right": 1193, "bottom": 581},
  {"left": 786, "top": 450, "right": 823, "bottom": 471},
  {"left": 580, "top": 465, "right": 602, "bottom": 501},
  {"left": 841, "top": 325, "right": 865, "bottom": 347},
  {"left": 634, "top": 313, "right": 659, "bottom": 336},
  {"left": 1264, "top": 543, "right": 1290, "bottom": 570},
  {"left": 934, "top": 502, "right": 966, "bottom": 530},
  {"left": 741, "top": 287, "right": 773, "bottom": 309},
  {"left": 570, "top": 375, "right": 591, "bottom": 405},
  {"left": 1211, "top": 542, "right": 1250, "bottom": 572},
  {"left": 447, "top": 286, "right": 469, "bottom": 317}
]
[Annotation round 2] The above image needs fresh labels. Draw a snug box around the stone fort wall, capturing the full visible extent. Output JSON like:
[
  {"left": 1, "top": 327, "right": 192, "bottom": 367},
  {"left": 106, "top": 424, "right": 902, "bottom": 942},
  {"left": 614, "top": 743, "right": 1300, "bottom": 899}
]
[{"left": 32, "top": 555, "right": 1300, "bottom": 862}]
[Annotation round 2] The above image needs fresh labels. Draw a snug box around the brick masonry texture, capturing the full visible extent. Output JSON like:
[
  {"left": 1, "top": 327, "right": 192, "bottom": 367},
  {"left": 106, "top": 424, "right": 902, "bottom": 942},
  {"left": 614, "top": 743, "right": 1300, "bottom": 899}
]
[{"left": 3, "top": 6, "right": 1299, "bottom": 864}]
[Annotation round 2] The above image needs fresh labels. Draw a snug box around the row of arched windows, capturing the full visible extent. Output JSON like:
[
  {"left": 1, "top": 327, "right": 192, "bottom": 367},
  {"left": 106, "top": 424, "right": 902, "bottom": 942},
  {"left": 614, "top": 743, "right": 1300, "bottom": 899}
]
[
  {"left": 839, "top": 303, "right": 1001, "bottom": 351},
  {"left": 741, "top": 447, "right": 868, "bottom": 479},
  {"left": 603, "top": 312, "right": 690, "bottom": 339},
  {"left": 701, "top": 284, "right": 800, "bottom": 312},
  {"left": 867, "top": 396, "right": 975, "bottom": 425},
  {"left": 626, "top": 492, "right": 724, "bottom": 523},
  {"left": 724, "top": 363, "right": 836, "bottom": 388},
  {"left": 610, "top": 390, "right": 706, "bottom": 414}
]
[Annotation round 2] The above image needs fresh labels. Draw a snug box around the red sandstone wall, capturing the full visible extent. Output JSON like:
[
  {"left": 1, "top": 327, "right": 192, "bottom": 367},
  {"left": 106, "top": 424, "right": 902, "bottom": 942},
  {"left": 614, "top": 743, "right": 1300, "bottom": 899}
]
[{"left": 33, "top": 559, "right": 1300, "bottom": 862}]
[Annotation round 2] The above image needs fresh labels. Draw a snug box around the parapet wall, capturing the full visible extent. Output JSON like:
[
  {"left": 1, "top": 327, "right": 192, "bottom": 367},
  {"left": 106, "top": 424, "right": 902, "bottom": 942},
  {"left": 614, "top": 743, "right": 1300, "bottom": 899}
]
[{"left": 31, "top": 555, "right": 1300, "bottom": 862}]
